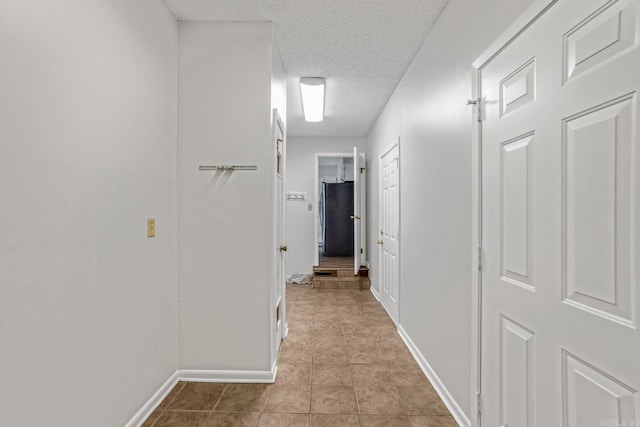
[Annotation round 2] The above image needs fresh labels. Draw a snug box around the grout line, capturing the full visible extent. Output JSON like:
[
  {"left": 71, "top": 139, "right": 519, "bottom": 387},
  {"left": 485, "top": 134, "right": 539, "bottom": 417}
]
[
  {"left": 210, "top": 384, "right": 228, "bottom": 413},
  {"left": 147, "top": 409, "right": 162, "bottom": 427}
]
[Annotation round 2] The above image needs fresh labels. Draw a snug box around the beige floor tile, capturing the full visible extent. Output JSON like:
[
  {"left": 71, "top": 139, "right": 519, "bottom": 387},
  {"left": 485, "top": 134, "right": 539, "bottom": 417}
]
[
  {"left": 258, "top": 413, "right": 310, "bottom": 427},
  {"left": 276, "top": 363, "right": 312, "bottom": 385},
  {"left": 311, "top": 364, "right": 352, "bottom": 385},
  {"left": 345, "top": 333, "right": 378, "bottom": 347},
  {"left": 370, "top": 324, "right": 397, "bottom": 335},
  {"left": 204, "top": 412, "right": 259, "bottom": 426},
  {"left": 355, "top": 386, "right": 405, "bottom": 415},
  {"left": 280, "top": 344, "right": 313, "bottom": 364},
  {"left": 314, "top": 334, "right": 346, "bottom": 347},
  {"left": 379, "top": 346, "right": 418, "bottom": 365},
  {"left": 316, "top": 324, "right": 345, "bottom": 333},
  {"left": 387, "top": 364, "right": 431, "bottom": 387},
  {"left": 283, "top": 333, "right": 314, "bottom": 347},
  {"left": 347, "top": 344, "right": 384, "bottom": 364},
  {"left": 292, "top": 313, "right": 314, "bottom": 321},
  {"left": 342, "top": 324, "right": 372, "bottom": 335},
  {"left": 289, "top": 324, "right": 314, "bottom": 336},
  {"left": 140, "top": 410, "right": 162, "bottom": 427},
  {"left": 153, "top": 411, "right": 209, "bottom": 427},
  {"left": 263, "top": 385, "right": 311, "bottom": 413},
  {"left": 408, "top": 415, "right": 458, "bottom": 427},
  {"left": 359, "top": 415, "right": 413, "bottom": 426},
  {"left": 314, "top": 329, "right": 346, "bottom": 341},
  {"left": 376, "top": 334, "right": 406, "bottom": 349},
  {"left": 310, "top": 385, "right": 358, "bottom": 414},
  {"left": 313, "top": 344, "right": 349, "bottom": 365},
  {"left": 157, "top": 382, "right": 186, "bottom": 410},
  {"left": 310, "top": 414, "right": 360, "bottom": 426},
  {"left": 166, "top": 383, "right": 226, "bottom": 411},
  {"left": 214, "top": 383, "right": 268, "bottom": 412},
  {"left": 350, "top": 364, "right": 390, "bottom": 385},
  {"left": 398, "top": 387, "right": 448, "bottom": 415}
]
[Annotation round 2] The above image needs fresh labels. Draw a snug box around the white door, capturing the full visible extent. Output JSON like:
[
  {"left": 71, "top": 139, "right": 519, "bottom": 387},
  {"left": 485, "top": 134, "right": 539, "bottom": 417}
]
[
  {"left": 273, "top": 111, "right": 286, "bottom": 357},
  {"left": 478, "top": 0, "right": 640, "bottom": 425},
  {"left": 379, "top": 141, "right": 400, "bottom": 323},
  {"left": 359, "top": 151, "right": 367, "bottom": 270},
  {"left": 353, "top": 146, "right": 361, "bottom": 274}
]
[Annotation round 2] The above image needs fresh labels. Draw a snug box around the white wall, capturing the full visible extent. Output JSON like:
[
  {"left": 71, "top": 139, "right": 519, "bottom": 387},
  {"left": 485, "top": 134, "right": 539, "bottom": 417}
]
[
  {"left": 285, "top": 137, "right": 365, "bottom": 275},
  {"left": 0, "top": 1, "right": 179, "bottom": 425},
  {"left": 178, "top": 22, "right": 282, "bottom": 372},
  {"left": 365, "top": 0, "right": 535, "bottom": 422}
]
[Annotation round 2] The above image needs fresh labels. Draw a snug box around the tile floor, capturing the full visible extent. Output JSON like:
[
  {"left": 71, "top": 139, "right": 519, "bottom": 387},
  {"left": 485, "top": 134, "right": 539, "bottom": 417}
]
[{"left": 143, "top": 284, "right": 457, "bottom": 426}]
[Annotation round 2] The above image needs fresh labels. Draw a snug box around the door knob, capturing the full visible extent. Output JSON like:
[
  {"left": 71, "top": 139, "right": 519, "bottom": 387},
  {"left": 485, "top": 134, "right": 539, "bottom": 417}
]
[
  {"left": 350, "top": 215, "right": 361, "bottom": 220},
  {"left": 377, "top": 240, "right": 384, "bottom": 245},
  {"left": 279, "top": 245, "right": 288, "bottom": 252}
]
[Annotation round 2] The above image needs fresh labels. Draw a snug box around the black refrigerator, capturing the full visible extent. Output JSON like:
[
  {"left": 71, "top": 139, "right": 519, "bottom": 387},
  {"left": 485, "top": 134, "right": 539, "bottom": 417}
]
[{"left": 322, "top": 181, "right": 354, "bottom": 257}]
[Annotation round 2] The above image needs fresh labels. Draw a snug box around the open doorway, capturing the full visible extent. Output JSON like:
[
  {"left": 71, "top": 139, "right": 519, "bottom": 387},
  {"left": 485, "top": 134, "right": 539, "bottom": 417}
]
[
  {"left": 313, "top": 150, "right": 366, "bottom": 274},
  {"left": 318, "top": 155, "right": 354, "bottom": 267}
]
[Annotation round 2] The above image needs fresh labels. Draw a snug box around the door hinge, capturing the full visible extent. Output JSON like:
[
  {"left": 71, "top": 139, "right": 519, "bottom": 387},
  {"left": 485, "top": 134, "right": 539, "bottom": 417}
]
[
  {"left": 360, "top": 167, "right": 365, "bottom": 174},
  {"left": 360, "top": 248, "right": 363, "bottom": 254},
  {"left": 477, "top": 247, "right": 483, "bottom": 270},
  {"left": 468, "top": 98, "right": 483, "bottom": 122},
  {"left": 476, "top": 392, "right": 482, "bottom": 416}
]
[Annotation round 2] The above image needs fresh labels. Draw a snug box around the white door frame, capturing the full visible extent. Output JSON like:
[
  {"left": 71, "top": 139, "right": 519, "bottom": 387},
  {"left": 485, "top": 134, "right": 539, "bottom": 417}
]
[
  {"left": 313, "top": 152, "right": 354, "bottom": 267},
  {"left": 470, "top": 1, "right": 559, "bottom": 425},
  {"left": 378, "top": 138, "right": 401, "bottom": 324}
]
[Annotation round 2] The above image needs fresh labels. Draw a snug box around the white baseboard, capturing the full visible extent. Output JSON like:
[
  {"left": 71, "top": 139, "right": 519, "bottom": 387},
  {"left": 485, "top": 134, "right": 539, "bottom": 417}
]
[
  {"left": 369, "top": 285, "right": 380, "bottom": 301},
  {"left": 398, "top": 325, "right": 471, "bottom": 427},
  {"left": 126, "top": 371, "right": 178, "bottom": 427},
  {"left": 179, "top": 364, "right": 277, "bottom": 383}
]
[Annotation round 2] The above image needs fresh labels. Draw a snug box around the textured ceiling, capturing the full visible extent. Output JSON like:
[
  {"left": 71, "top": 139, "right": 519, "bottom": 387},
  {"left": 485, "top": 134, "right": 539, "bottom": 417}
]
[{"left": 162, "top": 0, "right": 449, "bottom": 136}]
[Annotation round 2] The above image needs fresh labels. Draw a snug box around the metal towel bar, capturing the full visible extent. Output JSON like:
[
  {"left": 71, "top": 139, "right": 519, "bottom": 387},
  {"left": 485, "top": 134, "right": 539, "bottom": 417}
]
[{"left": 198, "top": 165, "right": 257, "bottom": 171}]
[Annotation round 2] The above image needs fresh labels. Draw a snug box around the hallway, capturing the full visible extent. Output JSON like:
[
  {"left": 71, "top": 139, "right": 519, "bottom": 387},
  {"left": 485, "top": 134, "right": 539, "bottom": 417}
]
[{"left": 142, "top": 285, "right": 456, "bottom": 426}]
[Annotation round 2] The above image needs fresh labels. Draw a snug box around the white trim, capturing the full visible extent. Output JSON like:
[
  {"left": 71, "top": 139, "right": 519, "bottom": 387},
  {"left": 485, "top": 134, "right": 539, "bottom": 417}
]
[
  {"left": 470, "top": 64, "right": 483, "bottom": 427},
  {"left": 472, "top": 0, "right": 559, "bottom": 69},
  {"left": 125, "top": 372, "right": 179, "bottom": 427},
  {"left": 179, "top": 365, "right": 278, "bottom": 383},
  {"left": 369, "top": 284, "right": 380, "bottom": 301},
  {"left": 313, "top": 151, "right": 355, "bottom": 267},
  {"left": 398, "top": 326, "right": 471, "bottom": 427}
]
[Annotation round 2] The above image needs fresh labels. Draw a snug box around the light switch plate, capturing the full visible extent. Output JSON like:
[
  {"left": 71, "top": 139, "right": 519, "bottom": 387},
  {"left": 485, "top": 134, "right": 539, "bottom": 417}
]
[{"left": 147, "top": 219, "right": 155, "bottom": 238}]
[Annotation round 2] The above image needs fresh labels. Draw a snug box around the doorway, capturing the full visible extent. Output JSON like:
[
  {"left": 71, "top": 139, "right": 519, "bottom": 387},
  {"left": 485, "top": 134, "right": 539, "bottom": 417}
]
[
  {"left": 316, "top": 154, "right": 354, "bottom": 269},
  {"left": 313, "top": 150, "right": 366, "bottom": 274}
]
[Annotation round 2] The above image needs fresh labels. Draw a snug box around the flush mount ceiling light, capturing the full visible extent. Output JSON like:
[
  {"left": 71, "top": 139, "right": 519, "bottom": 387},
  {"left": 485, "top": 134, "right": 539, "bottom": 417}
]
[{"left": 300, "top": 77, "right": 325, "bottom": 122}]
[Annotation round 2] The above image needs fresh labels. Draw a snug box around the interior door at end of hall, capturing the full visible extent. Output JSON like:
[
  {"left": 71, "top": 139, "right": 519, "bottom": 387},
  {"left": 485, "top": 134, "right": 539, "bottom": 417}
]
[
  {"left": 359, "top": 151, "right": 367, "bottom": 271},
  {"left": 379, "top": 143, "right": 400, "bottom": 323},
  {"left": 479, "top": 0, "right": 640, "bottom": 426},
  {"left": 354, "top": 146, "right": 361, "bottom": 275}
]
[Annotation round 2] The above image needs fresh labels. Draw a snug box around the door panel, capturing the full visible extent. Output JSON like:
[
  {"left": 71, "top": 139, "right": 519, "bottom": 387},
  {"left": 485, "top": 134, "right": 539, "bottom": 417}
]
[
  {"left": 354, "top": 146, "right": 361, "bottom": 274},
  {"left": 500, "top": 316, "right": 536, "bottom": 427},
  {"left": 379, "top": 142, "right": 400, "bottom": 323},
  {"left": 479, "top": 0, "right": 640, "bottom": 425}
]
